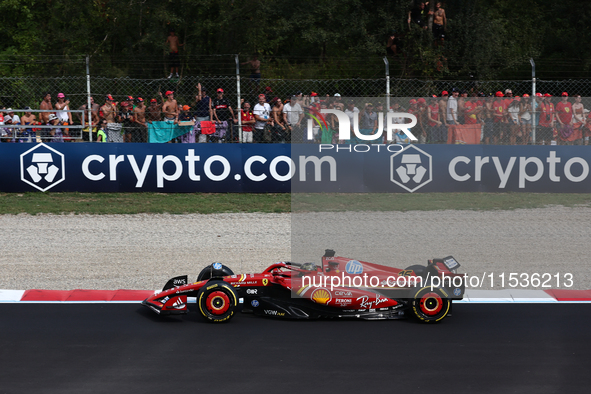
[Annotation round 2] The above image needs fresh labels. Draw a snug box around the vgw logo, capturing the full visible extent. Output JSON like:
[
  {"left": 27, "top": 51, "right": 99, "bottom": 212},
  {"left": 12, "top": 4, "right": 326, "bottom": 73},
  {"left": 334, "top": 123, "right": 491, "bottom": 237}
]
[
  {"left": 20, "top": 143, "right": 65, "bottom": 192},
  {"left": 390, "top": 145, "right": 432, "bottom": 192},
  {"left": 306, "top": 108, "right": 418, "bottom": 142}
]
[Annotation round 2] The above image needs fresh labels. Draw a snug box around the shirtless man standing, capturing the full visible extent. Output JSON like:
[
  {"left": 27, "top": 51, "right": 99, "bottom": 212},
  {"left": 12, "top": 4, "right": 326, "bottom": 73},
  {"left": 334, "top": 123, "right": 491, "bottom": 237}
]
[
  {"left": 242, "top": 55, "right": 261, "bottom": 88},
  {"left": 146, "top": 99, "right": 162, "bottom": 123},
  {"left": 101, "top": 95, "right": 121, "bottom": 142},
  {"left": 433, "top": 2, "right": 447, "bottom": 46},
  {"left": 39, "top": 93, "right": 53, "bottom": 124},
  {"left": 133, "top": 97, "right": 147, "bottom": 142},
  {"left": 160, "top": 91, "right": 179, "bottom": 122},
  {"left": 166, "top": 31, "right": 182, "bottom": 79}
]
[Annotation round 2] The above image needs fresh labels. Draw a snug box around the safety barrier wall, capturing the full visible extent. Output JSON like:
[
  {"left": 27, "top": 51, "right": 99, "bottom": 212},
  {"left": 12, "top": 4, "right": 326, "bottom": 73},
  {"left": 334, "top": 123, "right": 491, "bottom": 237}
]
[{"left": 2, "top": 143, "right": 590, "bottom": 193}]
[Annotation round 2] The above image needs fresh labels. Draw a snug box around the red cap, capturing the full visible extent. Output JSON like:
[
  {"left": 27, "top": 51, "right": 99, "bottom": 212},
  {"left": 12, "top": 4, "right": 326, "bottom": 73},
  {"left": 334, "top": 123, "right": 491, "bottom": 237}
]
[
  {"left": 417, "top": 98, "right": 426, "bottom": 104},
  {"left": 165, "top": 90, "right": 174, "bottom": 96},
  {"left": 535, "top": 93, "right": 542, "bottom": 97},
  {"left": 182, "top": 105, "right": 191, "bottom": 111},
  {"left": 562, "top": 92, "right": 568, "bottom": 96},
  {"left": 495, "top": 91, "right": 504, "bottom": 97},
  {"left": 514, "top": 96, "right": 521, "bottom": 101},
  {"left": 217, "top": 88, "right": 224, "bottom": 93},
  {"left": 137, "top": 97, "right": 144, "bottom": 102},
  {"left": 265, "top": 86, "right": 273, "bottom": 91},
  {"left": 258, "top": 93, "right": 266, "bottom": 98},
  {"left": 409, "top": 99, "right": 417, "bottom": 104},
  {"left": 522, "top": 94, "right": 529, "bottom": 98},
  {"left": 310, "top": 92, "right": 318, "bottom": 96},
  {"left": 106, "top": 94, "right": 114, "bottom": 101},
  {"left": 150, "top": 98, "right": 157, "bottom": 103},
  {"left": 127, "top": 95, "right": 134, "bottom": 101},
  {"left": 121, "top": 102, "right": 129, "bottom": 107},
  {"left": 441, "top": 90, "right": 448, "bottom": 96},
  {"left": 544, "top": 93, "right": 552, "bottom": 97}
]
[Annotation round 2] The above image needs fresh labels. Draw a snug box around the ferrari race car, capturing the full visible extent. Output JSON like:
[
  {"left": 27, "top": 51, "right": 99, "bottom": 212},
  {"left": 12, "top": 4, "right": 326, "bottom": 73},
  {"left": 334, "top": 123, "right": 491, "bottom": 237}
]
[{"left": 142, "top": 250, "right": 465, "bottom": 323}]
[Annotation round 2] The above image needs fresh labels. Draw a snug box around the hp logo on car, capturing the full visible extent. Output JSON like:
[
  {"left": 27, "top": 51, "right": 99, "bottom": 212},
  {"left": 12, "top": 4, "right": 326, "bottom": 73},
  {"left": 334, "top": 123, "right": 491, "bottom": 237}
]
[{"left": 345, "top": 260, "right": 363, "bottom": 275}]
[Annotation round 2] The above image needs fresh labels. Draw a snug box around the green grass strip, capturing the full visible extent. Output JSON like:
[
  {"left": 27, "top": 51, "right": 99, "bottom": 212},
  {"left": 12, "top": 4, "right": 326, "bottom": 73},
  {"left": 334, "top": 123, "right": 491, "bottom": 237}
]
[{"left": 0, "top": 192, "right": 589, "bottom": 215}]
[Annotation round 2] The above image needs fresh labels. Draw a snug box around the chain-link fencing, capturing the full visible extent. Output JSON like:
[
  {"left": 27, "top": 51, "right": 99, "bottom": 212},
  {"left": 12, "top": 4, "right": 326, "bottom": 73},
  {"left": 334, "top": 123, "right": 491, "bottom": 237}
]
[{"left": 2, "top": 75, "right": 591, "bottom": 144}]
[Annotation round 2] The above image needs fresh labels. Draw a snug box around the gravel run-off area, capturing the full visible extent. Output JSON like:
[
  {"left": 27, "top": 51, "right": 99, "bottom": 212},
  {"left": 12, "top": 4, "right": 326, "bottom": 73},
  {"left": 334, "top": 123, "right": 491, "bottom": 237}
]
[{"left": 1, "top": 207, "right": 589, "bottom": 291}]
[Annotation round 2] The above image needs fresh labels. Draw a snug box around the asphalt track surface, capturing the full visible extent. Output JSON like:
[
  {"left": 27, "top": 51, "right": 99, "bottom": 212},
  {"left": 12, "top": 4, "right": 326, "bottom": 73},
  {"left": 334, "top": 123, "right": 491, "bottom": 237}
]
[{"left": 1, "top": 303, "right": 589, "bottom": 394}]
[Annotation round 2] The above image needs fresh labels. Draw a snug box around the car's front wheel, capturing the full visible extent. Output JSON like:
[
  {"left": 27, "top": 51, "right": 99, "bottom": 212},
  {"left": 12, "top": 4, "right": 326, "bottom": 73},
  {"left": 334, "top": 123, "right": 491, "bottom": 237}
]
[{"left": 197, "top": 280, "right": 239, "bottom": 323}]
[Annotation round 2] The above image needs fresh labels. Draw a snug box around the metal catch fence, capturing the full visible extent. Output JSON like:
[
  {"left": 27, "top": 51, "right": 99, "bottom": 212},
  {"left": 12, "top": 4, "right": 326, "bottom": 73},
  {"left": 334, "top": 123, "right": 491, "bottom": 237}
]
[{"left": 1, "top": 75, "right": 591, "bottom": 145}]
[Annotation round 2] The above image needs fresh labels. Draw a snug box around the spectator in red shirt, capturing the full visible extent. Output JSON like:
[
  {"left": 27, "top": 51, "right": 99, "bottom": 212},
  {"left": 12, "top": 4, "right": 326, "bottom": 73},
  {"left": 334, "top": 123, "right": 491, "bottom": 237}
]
[
  {"left": 463, "top": 96, "right": 479, "bottom": 125},
  {"left": 538, "top": 94, "right": 555, "bottom": 144},
  {"left": 555, "top": 92, "right": 573, "bottom": 143},
  {"left": 236, "top": 102, "right": 255, "bottom": 143}
]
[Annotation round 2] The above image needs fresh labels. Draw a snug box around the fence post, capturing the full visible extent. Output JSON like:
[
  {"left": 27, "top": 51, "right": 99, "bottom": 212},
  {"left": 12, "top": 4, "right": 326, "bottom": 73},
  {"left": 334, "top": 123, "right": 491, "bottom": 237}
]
[
  {"left": 236, "top": 54, "right": 242, "bottom": 143},
  {"left": 530, "top": 58, "right": 536, "bottom": 144},
  {"left": 383, "top": 57, "right": 390, "bottom": 111},
  {"left": 86, "top": 55, "right": 92, "bottom": 142}
]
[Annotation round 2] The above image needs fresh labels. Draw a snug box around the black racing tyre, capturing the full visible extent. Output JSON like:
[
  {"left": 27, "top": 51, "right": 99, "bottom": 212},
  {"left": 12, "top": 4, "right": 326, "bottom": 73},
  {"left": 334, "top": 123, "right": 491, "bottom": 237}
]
[
  {"left": 196, "top": 263, "right": 234, "bottom": 281},
  {"left": 410, "top": 286, "right": 451, "bottom": 323},
  {"left": 196, "top": 280, "right": 239, "bottom": 323}
]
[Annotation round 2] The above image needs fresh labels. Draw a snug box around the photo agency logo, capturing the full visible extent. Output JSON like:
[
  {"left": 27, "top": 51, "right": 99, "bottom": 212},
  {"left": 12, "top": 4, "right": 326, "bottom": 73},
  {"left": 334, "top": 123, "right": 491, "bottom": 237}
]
[
  {"left": 305, "top": 101, "right": 418, "bottom": 143},
  {"left": 20, "top": 143, "right": 65, "bottom": 192}
]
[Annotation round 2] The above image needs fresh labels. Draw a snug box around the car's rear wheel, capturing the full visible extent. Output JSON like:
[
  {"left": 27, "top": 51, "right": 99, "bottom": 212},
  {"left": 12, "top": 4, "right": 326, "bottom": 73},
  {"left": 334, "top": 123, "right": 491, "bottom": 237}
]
[
  {"left": 196, "top": 264, "right": 234, "bottom": 281},
  {"left": 197, "top": 280, "right": 238, "bottom": 323},
  {"left": 410, "top": 286, "right": 451, "bottom": 323}
]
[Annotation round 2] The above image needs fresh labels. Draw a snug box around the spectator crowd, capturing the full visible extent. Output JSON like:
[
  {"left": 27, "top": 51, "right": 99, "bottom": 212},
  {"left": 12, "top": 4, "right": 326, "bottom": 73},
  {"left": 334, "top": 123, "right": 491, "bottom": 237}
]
[{"left": 1, "top": 85, "right": 589, "bottom": 145}]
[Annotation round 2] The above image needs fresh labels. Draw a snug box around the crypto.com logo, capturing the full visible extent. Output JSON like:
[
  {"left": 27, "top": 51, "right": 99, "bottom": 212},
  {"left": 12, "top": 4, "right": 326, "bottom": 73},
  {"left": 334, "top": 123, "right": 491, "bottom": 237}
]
[
  {"left": 20, "top": 143, "right": 65, "bottom": 192},
  {"left": 307, "top": 108, "right": 417, "bottom": 142},
  {"left": 390, "top": 145, "right": 432, "bottom": 192}
]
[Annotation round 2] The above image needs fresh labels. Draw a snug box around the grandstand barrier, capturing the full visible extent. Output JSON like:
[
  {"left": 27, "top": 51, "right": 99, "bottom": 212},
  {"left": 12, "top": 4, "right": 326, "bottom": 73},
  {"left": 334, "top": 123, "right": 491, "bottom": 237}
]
[{"left": 2, "top": 143, "right": 591, "bottom": 193}]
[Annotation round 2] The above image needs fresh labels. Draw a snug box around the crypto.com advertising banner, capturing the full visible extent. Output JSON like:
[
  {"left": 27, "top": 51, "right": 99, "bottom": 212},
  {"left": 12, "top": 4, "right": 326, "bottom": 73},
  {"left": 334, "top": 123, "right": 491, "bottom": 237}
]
[
  {"left": 0, "top": 143, "right": 292, "bottom": 193},
  {"left": 2, "top": 143, "right": 591, "bottom": 193}
]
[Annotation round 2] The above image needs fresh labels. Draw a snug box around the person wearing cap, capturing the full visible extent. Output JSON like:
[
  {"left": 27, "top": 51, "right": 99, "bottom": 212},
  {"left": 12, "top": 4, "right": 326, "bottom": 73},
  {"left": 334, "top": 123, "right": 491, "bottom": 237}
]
[
  {"left": 47, "top": 113, "right": 64, "bottom": 143},
  {"left": 2, "top": 108, "right": 20, "bottom": 142},
  {"left": 55, "top": 93, "right": 72, "bottom": 126},
  {"left": 333, "top": 93, "right": 344, "bottom": 111},
  {"left": 555, "top": 92, "right": 573, "bottom": 143},
  {"left": 132, "top": 98, "right": 147, "bottom": 142},
  {"left": 100, "top": 95, "right": 121, "bottom": 142},
  {"left": 212, "top": 88, "right": 236, "bottom": 141},
  {"left": 492, "top": 91, "right": 507, "bottom": 144},
  {"left": 359, "top": 103, "right": 378, "bottom": 142},
  {"left": 39, "top": 92, "right": 53, "bottom": 124},
  {"left": 144, "top": 99, "right": 160, "bottom": 127},
  {"left": 538, "top": 94, "right": 555, "bottom": 144},
  {"left": 158, "top": 90, "right": 178, "bottom": 123},
  {"left": 118, "top": 101, "right": 135, "bottom": 143},
  {"left": 504, "top": 89, "right": 514, "bottom": 108},
  {"left": 438, "top": 91, "right": 449, "bottom": 127}
]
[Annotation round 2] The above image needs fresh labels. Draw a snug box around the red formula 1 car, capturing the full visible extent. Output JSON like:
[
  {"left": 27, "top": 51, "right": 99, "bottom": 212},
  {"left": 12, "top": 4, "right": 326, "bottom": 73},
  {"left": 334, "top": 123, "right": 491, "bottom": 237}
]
[{"left": 142, "top": 250, "right": 465, "bottom": 323}]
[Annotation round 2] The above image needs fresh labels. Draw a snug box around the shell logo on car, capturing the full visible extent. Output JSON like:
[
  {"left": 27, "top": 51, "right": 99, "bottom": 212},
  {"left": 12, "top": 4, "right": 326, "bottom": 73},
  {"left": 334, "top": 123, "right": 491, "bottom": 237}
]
[{"left": 311, "top": 288, "right": 332, "bottom": 304}]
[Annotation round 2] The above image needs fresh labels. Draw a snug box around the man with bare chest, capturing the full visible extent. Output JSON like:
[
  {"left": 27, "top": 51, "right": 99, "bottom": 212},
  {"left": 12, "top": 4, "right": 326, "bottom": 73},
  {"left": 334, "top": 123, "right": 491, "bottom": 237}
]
[
  {"left": 133, "top": 97, "right": 147, "bottom": 142},
  {"left": 433, "top": 2, "right": 447, "bottom": 45},
  {"left": 39, "top": 93, "right": 53, "bottom": 124},
  {"left": 166, "top": 31, "right": 182, "bottom": 78},
  {"left": 160, "top": 91, "right": 179, "bottom": 122},
  {"left": 146, "top": 99, "right": 162, "bottom": 122},
  {"left": 101, "top": 95, "right": 122, "bottom": 142}
]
